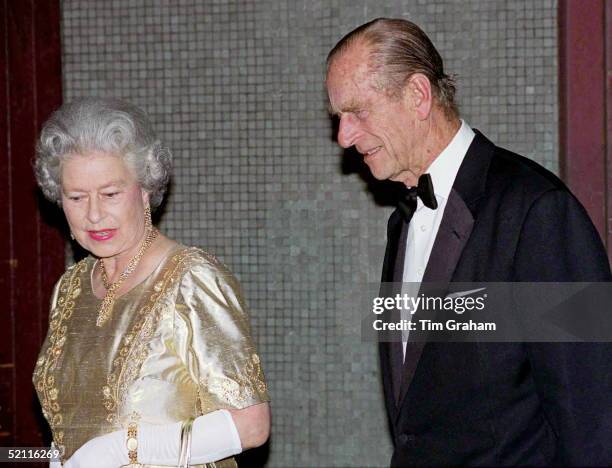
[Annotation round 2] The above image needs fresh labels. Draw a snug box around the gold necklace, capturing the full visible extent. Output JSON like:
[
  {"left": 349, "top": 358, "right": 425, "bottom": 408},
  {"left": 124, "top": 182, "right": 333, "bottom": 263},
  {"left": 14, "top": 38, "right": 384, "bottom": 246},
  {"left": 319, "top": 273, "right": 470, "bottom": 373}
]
[{"left": 96, "top": 227, "right": 158, "bottom": 327}]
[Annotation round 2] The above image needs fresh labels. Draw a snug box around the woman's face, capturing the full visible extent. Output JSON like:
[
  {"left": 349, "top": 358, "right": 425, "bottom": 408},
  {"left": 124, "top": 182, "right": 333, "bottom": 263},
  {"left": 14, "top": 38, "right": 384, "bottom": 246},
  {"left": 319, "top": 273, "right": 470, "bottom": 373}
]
[{"left": 60, "top": 151, "right": 149, "bottom": 260}]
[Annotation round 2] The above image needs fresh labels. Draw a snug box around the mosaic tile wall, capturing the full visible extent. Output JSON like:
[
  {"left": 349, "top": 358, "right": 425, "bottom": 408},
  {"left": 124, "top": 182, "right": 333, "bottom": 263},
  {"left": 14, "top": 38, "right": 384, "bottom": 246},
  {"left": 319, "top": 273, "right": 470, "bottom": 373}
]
[{"left": 60, "top": 1, "right": 558, "bottom": 466}]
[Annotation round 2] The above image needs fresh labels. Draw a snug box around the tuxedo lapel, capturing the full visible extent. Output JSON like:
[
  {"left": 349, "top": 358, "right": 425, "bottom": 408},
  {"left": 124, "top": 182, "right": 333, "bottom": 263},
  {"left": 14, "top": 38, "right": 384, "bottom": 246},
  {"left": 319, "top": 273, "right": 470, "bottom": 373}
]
[
  {"left": 395, "top": 130, "right": 494, "bottom": 410},
  {"left": 396, "top": 190, "right": 475, "bottom": 408},
  {"left": 421, "top": 189, "right": 475, "bottom": 283},
  {"left": 379, "top": 209, "right": 409, "bottom": 412},
  {"left": 381, "top": 209, "right": 408, "bottom": 283},
  {"left": 390, "top": 221, "right": 408, "bottom": 405}
]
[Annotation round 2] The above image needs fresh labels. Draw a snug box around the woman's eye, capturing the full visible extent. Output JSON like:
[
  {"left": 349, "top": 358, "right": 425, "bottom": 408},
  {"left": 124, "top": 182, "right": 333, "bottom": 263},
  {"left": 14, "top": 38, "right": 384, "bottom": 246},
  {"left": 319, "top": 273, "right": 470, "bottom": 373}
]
[
  {"left": 356, "top": 110, "right": 369, "bottom": 120},
  {"left": 68, "top": 196, "right": 82, "bottom": 202},
  {"left": 104, "top": 192, "right": 119, "bottom": 198}
]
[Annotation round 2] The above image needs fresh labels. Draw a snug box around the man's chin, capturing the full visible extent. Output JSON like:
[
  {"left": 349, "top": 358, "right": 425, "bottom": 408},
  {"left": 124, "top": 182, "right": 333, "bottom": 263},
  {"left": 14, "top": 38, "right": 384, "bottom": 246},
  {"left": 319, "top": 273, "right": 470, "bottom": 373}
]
[
  {"left": 364, "top": 162, "right": 390, "bottom": 181},
  {"left": 366, "top": 162, "right": 411, "bottom": 184},
  {"left": 369, "top": 171, "right": 388, "bottom": 181},
  {"left": 389, "top": 172, "right": 417, "bottom": 187}
]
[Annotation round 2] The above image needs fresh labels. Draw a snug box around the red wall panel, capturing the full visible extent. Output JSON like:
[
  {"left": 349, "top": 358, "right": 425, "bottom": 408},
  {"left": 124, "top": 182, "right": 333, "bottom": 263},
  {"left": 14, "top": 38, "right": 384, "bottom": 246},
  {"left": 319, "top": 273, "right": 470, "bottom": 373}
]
[
  {"left": 0, "top": 0, "right": 14, "bottom": 447},
  {"left": 606, "top": 1, "right": 612, "bottom": 255},
  {"left": 0, "top": 0, "right": 64, "bottom": 459},
  {"left": 559, "top": 0, "right": 608, "bottom": 254}
]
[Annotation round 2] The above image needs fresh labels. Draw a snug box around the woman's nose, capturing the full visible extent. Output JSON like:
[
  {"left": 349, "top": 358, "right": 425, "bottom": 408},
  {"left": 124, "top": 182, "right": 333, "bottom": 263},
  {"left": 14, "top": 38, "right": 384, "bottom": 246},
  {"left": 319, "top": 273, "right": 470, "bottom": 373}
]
[{"left": 86, "top": 197, "right": 103, "bottom": 224}]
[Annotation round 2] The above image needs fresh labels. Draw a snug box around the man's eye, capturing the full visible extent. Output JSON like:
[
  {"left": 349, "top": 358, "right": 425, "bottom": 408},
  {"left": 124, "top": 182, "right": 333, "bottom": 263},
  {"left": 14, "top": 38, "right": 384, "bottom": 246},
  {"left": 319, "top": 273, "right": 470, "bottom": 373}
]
[{"left": 356, "top": 110, "right": 369, "bottom": 120}]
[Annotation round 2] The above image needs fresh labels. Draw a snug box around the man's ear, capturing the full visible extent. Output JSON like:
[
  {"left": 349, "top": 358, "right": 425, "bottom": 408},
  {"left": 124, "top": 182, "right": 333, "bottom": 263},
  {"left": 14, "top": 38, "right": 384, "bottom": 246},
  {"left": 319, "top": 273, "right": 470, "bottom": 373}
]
[{"left": 404, "top": 73, "right": 433, "bottom": 120}]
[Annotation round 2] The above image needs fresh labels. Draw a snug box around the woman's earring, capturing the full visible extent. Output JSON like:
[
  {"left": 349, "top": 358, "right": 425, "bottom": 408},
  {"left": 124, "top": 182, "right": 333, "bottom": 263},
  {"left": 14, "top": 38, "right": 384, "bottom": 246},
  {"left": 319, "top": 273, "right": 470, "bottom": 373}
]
[
  {"left": 70, "top": 232, "right": 75, "bottom": 240},
  {"left": 144, "top": 205, "right": 153, "bottom": 231}
]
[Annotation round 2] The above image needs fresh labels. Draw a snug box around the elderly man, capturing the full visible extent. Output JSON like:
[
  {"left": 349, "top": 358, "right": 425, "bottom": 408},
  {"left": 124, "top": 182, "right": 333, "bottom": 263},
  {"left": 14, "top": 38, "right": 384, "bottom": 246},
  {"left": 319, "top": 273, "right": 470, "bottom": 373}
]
[{"left": 326, "top": 18, "right": 612, "bottom": 466}]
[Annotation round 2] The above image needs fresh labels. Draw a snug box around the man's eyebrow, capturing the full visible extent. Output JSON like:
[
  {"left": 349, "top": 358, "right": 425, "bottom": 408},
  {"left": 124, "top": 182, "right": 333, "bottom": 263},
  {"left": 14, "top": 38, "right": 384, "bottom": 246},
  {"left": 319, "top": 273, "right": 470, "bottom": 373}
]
[{"left": 327, "top": 100, "right": 362, "bottom": 116}]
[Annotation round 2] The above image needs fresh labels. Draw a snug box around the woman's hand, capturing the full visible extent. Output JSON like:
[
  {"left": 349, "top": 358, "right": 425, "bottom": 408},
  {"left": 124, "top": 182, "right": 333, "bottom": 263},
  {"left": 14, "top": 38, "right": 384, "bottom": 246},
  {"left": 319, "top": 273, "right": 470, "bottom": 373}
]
[
  {"left": 59, "top": 403, "right": 271, "bottom": 467},
  {"left": 62, "top": 430, "right": 128, "bottom": 468}
]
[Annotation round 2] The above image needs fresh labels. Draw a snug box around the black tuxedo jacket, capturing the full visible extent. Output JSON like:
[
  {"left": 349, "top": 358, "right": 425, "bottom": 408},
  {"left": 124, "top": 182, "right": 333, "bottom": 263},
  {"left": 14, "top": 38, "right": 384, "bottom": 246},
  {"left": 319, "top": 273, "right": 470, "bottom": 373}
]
[{"left": 379, "top": 131, "right": 612, "bottom": 466}]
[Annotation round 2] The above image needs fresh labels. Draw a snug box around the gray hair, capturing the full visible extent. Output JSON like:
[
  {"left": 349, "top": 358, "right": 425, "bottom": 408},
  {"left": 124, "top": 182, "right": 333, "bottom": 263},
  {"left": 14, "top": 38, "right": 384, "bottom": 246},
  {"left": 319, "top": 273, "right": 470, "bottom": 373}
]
[
  {"left": 35, "top": 98, "right": 172, "bottom": 209},
  {"left": 327, "top": 18, "right": 458, "bottom": 120}
]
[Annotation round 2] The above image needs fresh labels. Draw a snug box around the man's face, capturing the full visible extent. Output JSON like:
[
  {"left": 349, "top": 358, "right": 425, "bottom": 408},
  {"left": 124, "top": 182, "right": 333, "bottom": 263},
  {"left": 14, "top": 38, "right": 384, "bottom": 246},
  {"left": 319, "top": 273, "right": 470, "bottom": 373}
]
[{"left": 326, "top": 42, "right": 423, "bottom": 185}]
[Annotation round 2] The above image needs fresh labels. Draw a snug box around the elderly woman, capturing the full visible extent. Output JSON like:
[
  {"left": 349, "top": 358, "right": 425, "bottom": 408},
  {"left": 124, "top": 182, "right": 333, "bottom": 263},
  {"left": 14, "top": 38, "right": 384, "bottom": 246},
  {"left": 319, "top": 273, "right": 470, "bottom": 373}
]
[{"left": 32, "top": 98, "right": 270, "bottom": 468}]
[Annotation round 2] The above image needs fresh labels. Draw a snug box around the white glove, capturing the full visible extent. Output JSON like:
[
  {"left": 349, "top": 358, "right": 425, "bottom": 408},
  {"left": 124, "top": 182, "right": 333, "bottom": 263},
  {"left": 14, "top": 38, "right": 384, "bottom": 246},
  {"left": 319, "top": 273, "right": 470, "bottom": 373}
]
[
  {"left": 61, "top": 429, "right": 127, "bottom": 468},
  {"left": 139, "top": 409, "right": 242, "bottom": 465},
  {"left": 192, "top": 409, "right": 242, "bottom": 463},
  {"left": 49, "top": 442, "right": 62, "bottom": 468},
  {"left": 62, "top": 409, "right": 241, "bottom": 467}
]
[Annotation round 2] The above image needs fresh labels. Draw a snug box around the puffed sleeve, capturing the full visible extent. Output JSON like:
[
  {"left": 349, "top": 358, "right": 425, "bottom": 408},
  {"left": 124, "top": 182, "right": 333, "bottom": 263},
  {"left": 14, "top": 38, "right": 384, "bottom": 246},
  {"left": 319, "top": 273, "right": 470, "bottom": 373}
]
[{"left": 173, "top": 251, "right": 270, "bottom": 414}]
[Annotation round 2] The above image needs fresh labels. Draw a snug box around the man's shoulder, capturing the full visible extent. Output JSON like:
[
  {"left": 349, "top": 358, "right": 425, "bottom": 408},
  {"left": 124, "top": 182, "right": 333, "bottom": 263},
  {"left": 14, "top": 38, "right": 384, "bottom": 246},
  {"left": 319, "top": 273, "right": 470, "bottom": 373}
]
[
  {"left": 469, "top": 132, "right": 569, "bottom": 209},
  {"left": 451, "top": 130, "right": 569, "bottom": 213},
  {"left": 476, "top": 142, "right": 587, "bottom": 232},
  {"left": 488, "top": 144, "right": 564, "bottom": 193}
]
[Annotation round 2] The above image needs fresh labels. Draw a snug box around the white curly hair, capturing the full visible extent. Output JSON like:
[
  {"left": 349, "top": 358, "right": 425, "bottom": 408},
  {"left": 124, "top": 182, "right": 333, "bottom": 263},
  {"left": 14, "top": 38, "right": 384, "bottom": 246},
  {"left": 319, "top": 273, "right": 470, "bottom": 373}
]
[{"left": 35, "top": 98, "right": 172, "bottom": 210}]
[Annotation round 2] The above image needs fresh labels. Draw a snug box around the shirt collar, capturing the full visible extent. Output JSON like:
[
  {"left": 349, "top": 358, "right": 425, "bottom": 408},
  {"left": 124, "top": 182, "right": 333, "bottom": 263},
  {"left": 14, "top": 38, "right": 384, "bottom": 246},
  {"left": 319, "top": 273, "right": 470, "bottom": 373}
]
[{"left": 423, "top": 119, "right": 475, "bottom": 204}]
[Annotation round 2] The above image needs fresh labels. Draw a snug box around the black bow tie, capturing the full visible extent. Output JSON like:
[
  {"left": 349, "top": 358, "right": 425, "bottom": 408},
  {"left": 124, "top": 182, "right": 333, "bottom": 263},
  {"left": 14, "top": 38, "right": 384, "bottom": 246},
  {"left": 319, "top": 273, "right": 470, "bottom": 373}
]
[{"left": 397, "top": 173, "right": 438, "bottom": 222}]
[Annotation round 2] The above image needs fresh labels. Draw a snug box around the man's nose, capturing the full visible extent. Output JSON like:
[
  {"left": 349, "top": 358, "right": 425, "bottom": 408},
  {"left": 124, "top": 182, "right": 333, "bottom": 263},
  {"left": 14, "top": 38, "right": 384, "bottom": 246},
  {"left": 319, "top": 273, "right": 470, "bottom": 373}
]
[{"left": 337, "top": 114, "right": 360, "bottom": 148}]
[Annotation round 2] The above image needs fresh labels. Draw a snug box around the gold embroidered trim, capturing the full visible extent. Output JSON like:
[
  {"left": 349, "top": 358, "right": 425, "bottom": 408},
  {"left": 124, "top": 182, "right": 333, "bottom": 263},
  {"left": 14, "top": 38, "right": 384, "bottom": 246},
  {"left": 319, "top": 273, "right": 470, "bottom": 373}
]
[
  {"left": 33, "top": 260, "right": 88, "bottom": 459},
  {"left": 199, "top": 352, "right": 268, "bottom": 412},
  {"left": 102, "top": 248, "right": 204, "bottom": 424}
]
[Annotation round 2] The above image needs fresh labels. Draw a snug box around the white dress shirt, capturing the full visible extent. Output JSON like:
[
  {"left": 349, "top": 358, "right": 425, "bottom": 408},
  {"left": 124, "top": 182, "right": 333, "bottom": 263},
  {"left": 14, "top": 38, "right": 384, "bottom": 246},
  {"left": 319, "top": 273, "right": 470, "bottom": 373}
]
[{"left": 401, "top": 120, "right": 475, "bottom": 357}]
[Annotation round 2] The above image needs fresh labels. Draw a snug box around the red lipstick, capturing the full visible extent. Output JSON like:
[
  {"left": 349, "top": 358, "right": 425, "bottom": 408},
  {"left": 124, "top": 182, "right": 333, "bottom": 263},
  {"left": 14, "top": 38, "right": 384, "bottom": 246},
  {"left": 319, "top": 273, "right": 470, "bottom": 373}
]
[{"left": 88, "top": 229, "right": 117, "bottom": 241}]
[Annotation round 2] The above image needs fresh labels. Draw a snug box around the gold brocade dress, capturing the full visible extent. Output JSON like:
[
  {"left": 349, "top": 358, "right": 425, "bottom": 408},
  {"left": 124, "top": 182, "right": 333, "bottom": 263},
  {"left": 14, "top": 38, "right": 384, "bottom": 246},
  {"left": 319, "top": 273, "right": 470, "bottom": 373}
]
[{"left": 33, "top": 245, "right": 270, "bottom": 467}]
